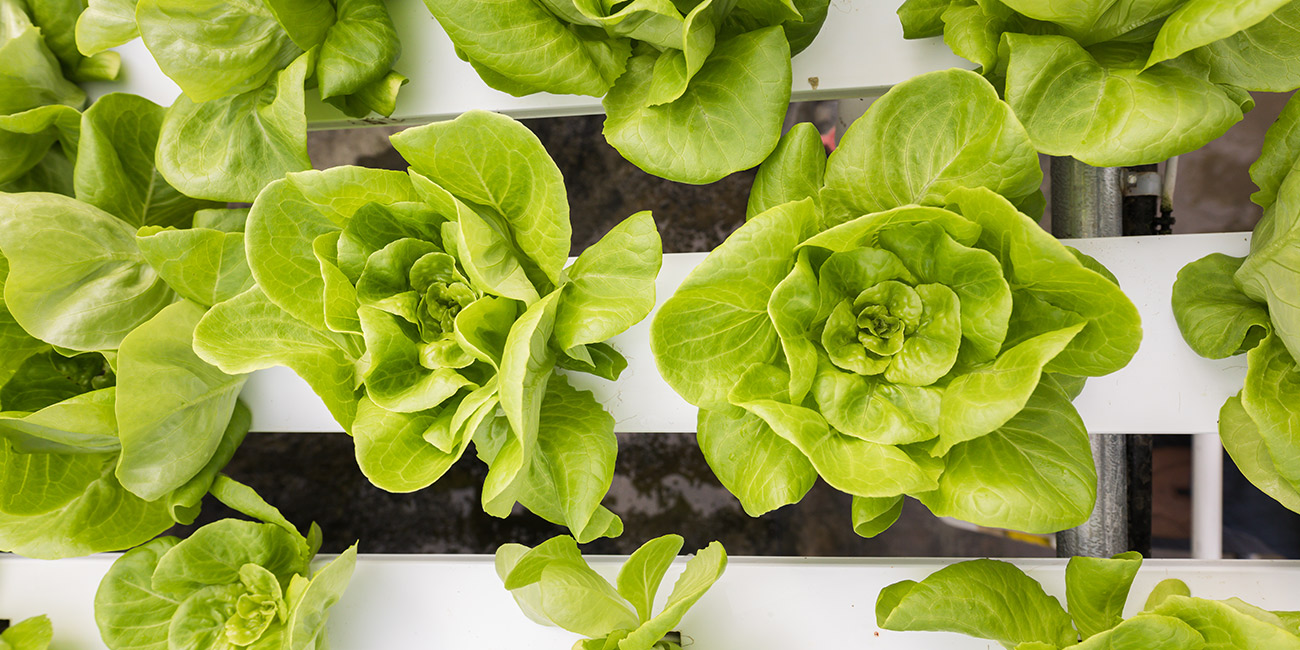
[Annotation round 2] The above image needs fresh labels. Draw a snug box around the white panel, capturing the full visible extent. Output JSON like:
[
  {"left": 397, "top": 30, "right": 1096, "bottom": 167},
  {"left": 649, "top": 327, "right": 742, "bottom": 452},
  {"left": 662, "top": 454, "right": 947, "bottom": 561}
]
[
  {"left": 1067, "top": 232, "right": 1251, "bottom": 434},
  {"left": 82, "top": 1, "right": 966, "bottom": 128},
  {"left": 247, "top": 232, "right": 1252, "bottom": 435},
  {"left": 5, "top": 555, "right": 1298, "bottom": 650}
]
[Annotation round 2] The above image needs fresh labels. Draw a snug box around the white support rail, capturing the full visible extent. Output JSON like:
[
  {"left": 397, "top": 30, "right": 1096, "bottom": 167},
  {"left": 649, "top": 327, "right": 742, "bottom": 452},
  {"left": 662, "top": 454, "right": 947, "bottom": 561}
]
[
  {"left": 5, "top": 555, "right": 1297, "bottom": 650},
  {"left": 85, "top": 1, "right": 967, "bottom": 127},
  {"left": 245, "top": 232, "right": 1251, "bottom": 436}
]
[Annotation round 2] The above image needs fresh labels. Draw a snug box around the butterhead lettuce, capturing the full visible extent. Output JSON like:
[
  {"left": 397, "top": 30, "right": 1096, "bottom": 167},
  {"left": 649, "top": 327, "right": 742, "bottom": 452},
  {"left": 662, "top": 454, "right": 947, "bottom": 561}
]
[
  {"left": 652, "top": 69, "right": 1143, "bottom": 536},
  {"left": 897, "top": 0, "right": 1300, "bottom": 166},
  {"left": 195, "top": 110, "right": 663, "bottom": 543}
]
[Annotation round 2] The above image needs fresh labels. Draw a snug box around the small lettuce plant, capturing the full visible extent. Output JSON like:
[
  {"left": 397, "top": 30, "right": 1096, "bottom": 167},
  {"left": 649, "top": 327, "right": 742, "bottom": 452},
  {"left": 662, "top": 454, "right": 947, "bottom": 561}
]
[
  {"left": 75, "top": 0, "right": 407, "bottom": 202},
  {"left": 0, "top": 615, "right": 52, "bottom": 650},
  {"left": 878, "top": 553, "right": 1300, "bottom": 649},
  {"left": 425, "top": 0, "right": 829, "bottom": 184},
  {"left": 897, "top": 0, "right": 1300, "bottom": 166},
  {"left": 95, "top": 476, "right": 356, "bottom": 650},
  {"left": 1172, "top": 93, "right": 1300, "bottom": 515},
  {"left": 0, "top": 93, "right": 255, "bottom": 559},
  {"left": 194, "top": 110, "right": 662, "bottom": 542},
  {"left": 653, "top": 68, "right": 1143, "bottom": 537},
  {"left": 497, "top": 534, "right": 726, "bottom": 650}
]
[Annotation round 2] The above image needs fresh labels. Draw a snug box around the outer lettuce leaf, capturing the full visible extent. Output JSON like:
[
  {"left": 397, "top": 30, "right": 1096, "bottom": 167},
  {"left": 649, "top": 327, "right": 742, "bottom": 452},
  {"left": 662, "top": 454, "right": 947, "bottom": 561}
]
[
  {"left": 1172, "top": 254, "right": 1270, "bottom": 359},
  {"left": 1003, "top": 33, "right": 1245, "bottom": 167},
  {"left": 1239, "top": 333, "right": 1300, "bottom": 486},
  {"left": 424, "top": 0, "right": 628, "bottom": 97},
  {"left": 0, "top": 192, "right": 173, "bottom": 352},
  {"left": 1219, "top": 394, "right": 1300, "bottom": 514},
  {"left": 877, "top": 559, "right": 1077, "bottom": 648},
  {"left": 1066, "top": 551, "right": 1144, "bottom": 639},
  {"left": 916, "top": 376, "right": 1096, "bottom": 533},
  {"left": 603, "top": 27, "right": 792, "bottom": 184},
  {"left": 135, "top": 0, "right": 302, "bottom": 102},
  {"left": 156, "top": 49, "right": 313, "bottom": 203},
  {"left": 75, "top": 92, "right": 218, "bottom": 229},
  {"left": 820, "top": 69, "right": 1041, "bottom": 227},
  {"left": 1147, "top": 0, "right": 1290, "bottom": 68},
  {"left": 1190, "top": 0, "right": 1300, "bottom": 93}
]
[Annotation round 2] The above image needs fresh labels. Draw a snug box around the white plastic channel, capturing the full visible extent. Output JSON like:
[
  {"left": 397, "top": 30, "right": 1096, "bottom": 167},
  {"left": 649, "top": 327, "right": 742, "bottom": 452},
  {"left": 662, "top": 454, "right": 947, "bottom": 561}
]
[
  {"left": 83, "top": 1, "right": 967, "bottom": 128},
  {"left": 243, "top": 232, "right": 1252, "bottom": 436},
  {"left": 5, "top": 555, "right": 1298, "bottom": 650}
]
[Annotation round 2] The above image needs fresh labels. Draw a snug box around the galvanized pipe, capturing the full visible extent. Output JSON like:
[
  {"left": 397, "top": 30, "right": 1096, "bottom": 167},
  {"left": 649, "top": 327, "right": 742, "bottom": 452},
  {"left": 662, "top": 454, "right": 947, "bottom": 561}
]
[{"left": 1051, "top": 156, "right": 1129, "bottom": 558}]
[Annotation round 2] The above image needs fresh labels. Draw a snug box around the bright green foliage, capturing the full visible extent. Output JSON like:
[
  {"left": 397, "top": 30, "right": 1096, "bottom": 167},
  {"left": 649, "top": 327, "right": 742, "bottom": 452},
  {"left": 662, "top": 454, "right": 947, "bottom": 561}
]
[
  {"left": 652, "top": 69, "right": 1142, "bottom": 535},
  {"left": 497, "top": 534, "right": 726, "bottom": 650},
  {"left": 0, "top": 615, "right": 53, "bottom": 650},
  {"left": 0, "top": 0, "right": 120, "bottom": 194},
  {"left": 879, "top": 555, "right": 1300, "bottom": 649},
  {"left": 197, "top": 110, "right": 662, "bottom": 542},
  {"left": 425, "top": 0, "right": 828, "bottom": 184},
  {"left": 1172, "top": 92, "right": 1300, "bottom": 514},
  {"left": 95, "top": 476, "right": 356, "bottom": 650},
  {"left": 75, "top": 0, "right": 407, "bottom": 201},
  {"left": 0, "top": 93, "right": 252, "bottom": 559},
  {"left": 898, "top": 0, "right": 1300, "bottom": 165}
]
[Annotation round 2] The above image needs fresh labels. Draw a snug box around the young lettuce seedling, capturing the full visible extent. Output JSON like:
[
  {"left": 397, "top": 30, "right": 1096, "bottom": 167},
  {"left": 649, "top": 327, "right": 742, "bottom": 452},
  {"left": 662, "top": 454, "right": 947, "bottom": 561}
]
[
  {"left": 95, "top": 475, "right": 356, "bottom": 650},
  {"left": 497, "top": 535, "right": 726, "bottom": 650},
  {"left": 877, "top": 554, "right": 1300, "bottom": 649}
]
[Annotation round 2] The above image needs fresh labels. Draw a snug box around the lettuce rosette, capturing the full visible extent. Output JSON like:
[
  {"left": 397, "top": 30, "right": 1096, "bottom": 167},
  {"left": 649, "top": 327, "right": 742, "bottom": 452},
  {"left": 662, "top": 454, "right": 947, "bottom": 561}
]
[
  {"left": 75, "top": 0, "right": 406, "bottom": 202},
  {"left": 1172, "top": 93, "right": 1300, "bottom": 515},
  {"left": 194, "top": 110, "right": 662, "bottom": 542},
  {"left": 0, "top": 93, "right": 253, "bottom": 559},
  {"left": 652, "top": 69, "right": 1142, "bottom": 536},
  {"left": 897, "top": 0, "right": 1300, "bottom": 166},
  {"left": 426, "top": 0, "right": 829, "bottom": 184},
  {"left": 878, "top": 554, "right": 1300, "bottom": 649},
  {"left": 95, "top": 476, "right": 356, "bottom": 650}
]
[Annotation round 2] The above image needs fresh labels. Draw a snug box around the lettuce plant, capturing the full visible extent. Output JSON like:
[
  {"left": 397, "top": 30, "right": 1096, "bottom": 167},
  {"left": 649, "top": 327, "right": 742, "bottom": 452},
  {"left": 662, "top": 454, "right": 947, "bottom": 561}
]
[
  {"left": 1172, "top": 93, "right": 1300, "bottom": 515},
  {"left": 878, "top": 554, "right": 1300, "bottom": 649},
  {"left": 75, "top": 0, "right": 406, "bottom": 202},
  {"left": 425, "top": 0, "right": 829, "bottom": 184},
  {"left": 95, "top": 475, "right": 357, "bottom": 650},
  {"left": 0, "top": 0, "right": 121, "bottom": 193},
  {"left": 0, "top": 92, "right": 253, "bottom": 558},
  {"left": 193, "top": 110, "right": 662, "bottom": 542},
  {"left": 897, "top": 0, "right": 1300, "bottom": 167},
  {"left": 497, "top": 534, "right": 726, "bottom": 650},
  {"left": 652, "top": 68, "right": 1143, "bottom": 536},
  {"left": 0, "top": 615, "right": 52, "bottom": 650}
]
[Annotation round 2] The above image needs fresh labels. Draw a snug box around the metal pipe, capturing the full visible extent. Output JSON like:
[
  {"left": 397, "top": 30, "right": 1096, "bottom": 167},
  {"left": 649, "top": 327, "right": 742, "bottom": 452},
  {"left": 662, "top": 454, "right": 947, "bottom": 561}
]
[
  {"left": 1191, "top": 432, "right": 1224, "bottom": 559},
  {"left": 1050, "top": 156, "right": 1129, "bottom": 558},
  {"left": 1050, "top": 158, "right": 1124, "bottom": 238}
]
